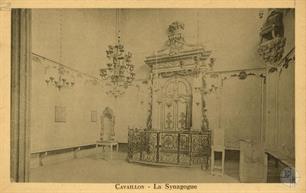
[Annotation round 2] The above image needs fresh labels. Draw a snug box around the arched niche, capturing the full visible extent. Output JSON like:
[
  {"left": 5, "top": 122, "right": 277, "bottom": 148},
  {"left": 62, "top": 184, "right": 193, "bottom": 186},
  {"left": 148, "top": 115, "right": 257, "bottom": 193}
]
[
  {"left": 100, "top": 107, "right": 115, "bottom": 141},
  {"left": 161, "top": 77, "right": 192, "bottom": 130}
]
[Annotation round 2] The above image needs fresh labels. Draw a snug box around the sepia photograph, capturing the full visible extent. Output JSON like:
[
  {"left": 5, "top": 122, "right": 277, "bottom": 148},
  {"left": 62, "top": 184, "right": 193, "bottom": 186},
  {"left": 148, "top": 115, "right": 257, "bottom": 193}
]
[
  {"left": 0, "top": 1, "right": 305, "bottom": 192},
  {"left": 9, "top": 8, "right": 296, "bottom": 184}
]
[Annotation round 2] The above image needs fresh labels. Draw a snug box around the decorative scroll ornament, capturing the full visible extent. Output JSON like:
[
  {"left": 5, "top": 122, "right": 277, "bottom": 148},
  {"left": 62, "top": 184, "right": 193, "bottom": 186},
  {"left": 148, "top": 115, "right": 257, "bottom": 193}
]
[
  {"left": 201, "top": 74, "right": 219, "bottom": 95},
  {"left": 257, "top": 37, "right": 286, "bottom": 64},
  {"left": 159, "top": 69, "right": 195, "bottom": 78},
  {"left": 257, "top": 9, "right": 286, "bottom": 65},
  {"left": 201, "top": 77, "right": 209, "bottom": 132},
  {"left": 229, "top": 71, "right": 257, "bottom": 80},
  {"left": 166, "top": 21, "right": 185, "bottom": 55},
  {"left": 146, "top": 76, "right": 153, "bottom": 130}
]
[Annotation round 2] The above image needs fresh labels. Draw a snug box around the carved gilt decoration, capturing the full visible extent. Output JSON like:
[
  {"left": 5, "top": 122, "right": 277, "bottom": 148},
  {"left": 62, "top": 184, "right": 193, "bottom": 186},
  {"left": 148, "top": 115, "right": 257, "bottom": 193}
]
[
  {"left": 166, "top": 21, "right": 185, "bottom": 55},
  {"left": 146, "top": 76, "right": 153, "bottom": 130},
  {"left": 201, "top": 93, "right": 209, "bottom": 132},
  {"left": 257, "top": 37, "right": 286, "bottom": 64},
  {"left": 145, "top": 21, "right": 215, "bottom": 133},
  {"left": 159, "top": 69, "right": 195, "bottom": 78},
  {"left": 161, "top": 78, "right": 192, "bottom": 131},
  {"left": 257, "top": 9, "right": 287, "bottom": 65},
  {"left": 267, "top": 48, "right": 295, "bottom": 75}
]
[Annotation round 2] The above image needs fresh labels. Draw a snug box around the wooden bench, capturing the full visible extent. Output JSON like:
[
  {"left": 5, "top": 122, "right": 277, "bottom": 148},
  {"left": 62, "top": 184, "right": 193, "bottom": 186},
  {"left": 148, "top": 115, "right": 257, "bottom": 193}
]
[{"left": 31, "top": 143, "right": 96, "bottom": 166}]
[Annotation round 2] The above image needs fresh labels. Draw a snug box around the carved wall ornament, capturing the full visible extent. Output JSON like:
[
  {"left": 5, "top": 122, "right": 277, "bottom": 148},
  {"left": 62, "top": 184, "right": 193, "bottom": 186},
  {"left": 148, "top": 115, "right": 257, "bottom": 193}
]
[
  {"left": 267, "top": 48, "right": 295, "bottom": 75},
  {"left": 268, "top": 67, "right": 278, "bottom": 74},
  {"left": 203, "top": 70, "right": 266, "bottom": 90},
  {"left": 260, "top": 9, "right": 284, "bottom": 40},
  {"left": 166, "top": 21, "right": 185, "bottom": 55},
  {"left": 222, "top": 71, "right": 261, "bottom": 82},
  {"left": 279, "top": 48, "right": 295, "bottom": 75},
  {"left": 159, "top": 69, "right": 195, "bottom": 78},
  {"left": 258, "top": 9, "right": 286, "bottom": 65},
  {"left": 209, "top": 58, "right": 216, "bottom": 68},
  {"left": 145, "top": 22, "right": 213, "bottom": 74},
  {"left": 204, "top": 84, "right": 218, "bottom": 95},
  {"left": 257, "top": 37, "right": 286, "bottom": 64},
  {"left": 201, "top": 88, "right": 209, "bottom": 132},
  {"left": 165, "top": 112, "right": 173, "bottom": 130},
  {"left": 146, "top": 76, "right": 153, "bottom": 130},
  {"left": 178, "top": 112, "right": 187, "bottom": 129},
  {"left": 238, "top": 71, "right": 248, "bottom": 80},
  {"left": 229, "top": 71, "right": 256, "bottom": 80},
  {"left": 201, "top": 74, "right": 220, "bottom": 95},
  {"left": 209, "top": 73, "right": 219, "bottom": 79}
]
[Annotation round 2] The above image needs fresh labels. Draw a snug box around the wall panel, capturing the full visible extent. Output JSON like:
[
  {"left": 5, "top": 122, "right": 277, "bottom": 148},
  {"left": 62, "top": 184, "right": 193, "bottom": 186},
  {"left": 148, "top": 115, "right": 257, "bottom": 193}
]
[{"left": 221, "top": 77, "right": 262, "bottom": 149}]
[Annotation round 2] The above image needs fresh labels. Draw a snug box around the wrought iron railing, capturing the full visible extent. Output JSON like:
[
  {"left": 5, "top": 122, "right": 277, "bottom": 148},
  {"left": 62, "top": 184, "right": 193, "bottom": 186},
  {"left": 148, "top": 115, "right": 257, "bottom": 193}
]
[{"left": 128, "top": 129, "right": 211, "bottom": 169}]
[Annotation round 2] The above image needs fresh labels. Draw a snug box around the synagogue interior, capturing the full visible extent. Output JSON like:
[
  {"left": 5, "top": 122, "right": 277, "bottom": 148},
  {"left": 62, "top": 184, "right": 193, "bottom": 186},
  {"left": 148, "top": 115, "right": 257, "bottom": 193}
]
[{"left": 10, "top": 8, "right": 295, "bottom": 183}]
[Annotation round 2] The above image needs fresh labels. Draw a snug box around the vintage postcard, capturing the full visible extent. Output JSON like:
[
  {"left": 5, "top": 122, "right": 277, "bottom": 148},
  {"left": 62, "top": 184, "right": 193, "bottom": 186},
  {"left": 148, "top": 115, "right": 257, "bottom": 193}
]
[{"left": 0, "top": 0, "right": 305, "bottom": 193}]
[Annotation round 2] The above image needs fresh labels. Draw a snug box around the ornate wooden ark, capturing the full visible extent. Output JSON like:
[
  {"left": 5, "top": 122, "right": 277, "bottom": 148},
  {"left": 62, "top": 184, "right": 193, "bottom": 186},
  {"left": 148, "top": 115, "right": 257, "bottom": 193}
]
[{"left": 128, "top": 21, "right": 214, "bottom": 168}]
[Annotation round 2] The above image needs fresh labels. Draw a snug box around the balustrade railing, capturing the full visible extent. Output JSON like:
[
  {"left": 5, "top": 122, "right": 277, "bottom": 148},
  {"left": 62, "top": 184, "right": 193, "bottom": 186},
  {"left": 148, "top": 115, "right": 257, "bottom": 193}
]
[{"left": 128, "top": 128, "right": 211, "bottom": 169}]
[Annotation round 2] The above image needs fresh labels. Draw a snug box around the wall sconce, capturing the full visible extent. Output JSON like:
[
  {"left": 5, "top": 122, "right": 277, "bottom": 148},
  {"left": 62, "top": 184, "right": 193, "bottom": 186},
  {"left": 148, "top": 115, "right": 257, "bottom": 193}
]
[{"left": 45, "top": 67, "right": 75, "bottom": 91}]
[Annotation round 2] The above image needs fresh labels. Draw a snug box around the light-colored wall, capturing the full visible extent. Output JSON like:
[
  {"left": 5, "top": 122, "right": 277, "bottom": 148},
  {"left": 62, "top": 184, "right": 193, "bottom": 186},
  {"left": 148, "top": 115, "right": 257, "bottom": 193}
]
[
  {"left": 221, "top": 76, "right": 263, "bottom": 148},
  {"left": 32, "top": 9, "right": 115, "bottom": 76},
  {"left": 205, "top": 72, "right": 264, "bottom": 149},
  {"left": 264, "top": 10, "right": 295, "bottom": 164},
  {"left": 30, "top": 57, "right": 112, "bottom": 152},
  {"left": 30, "top": 56, "right": 149, "bottom": 151},
  {"left": 31, "top": 9, "right": 266, "bottom": 152},
  {"left": 32, "top": 9, "right": 265, "bottom": 78}
]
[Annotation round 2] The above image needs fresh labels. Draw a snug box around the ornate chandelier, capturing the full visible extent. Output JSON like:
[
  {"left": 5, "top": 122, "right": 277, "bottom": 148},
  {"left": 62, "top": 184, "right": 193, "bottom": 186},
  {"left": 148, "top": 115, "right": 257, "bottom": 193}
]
[
  {"left": 100, "top": 9, "right": 135, "bottom": 98},
  {"left": 45, "top": 66, "right": 74, "bottom": 91}
]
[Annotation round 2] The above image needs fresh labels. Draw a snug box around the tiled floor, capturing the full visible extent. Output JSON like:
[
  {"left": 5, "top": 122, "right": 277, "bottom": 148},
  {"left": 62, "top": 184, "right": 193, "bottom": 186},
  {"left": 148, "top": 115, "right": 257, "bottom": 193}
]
[{"left": 30, "top": 152, "right": 240, "bottom": 183}]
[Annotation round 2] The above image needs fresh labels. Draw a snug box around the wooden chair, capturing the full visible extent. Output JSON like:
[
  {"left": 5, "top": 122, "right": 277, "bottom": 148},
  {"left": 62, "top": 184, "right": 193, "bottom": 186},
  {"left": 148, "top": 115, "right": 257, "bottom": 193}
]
[{"left": 211, "top": 128, "right": 225, "bottom": 176}]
